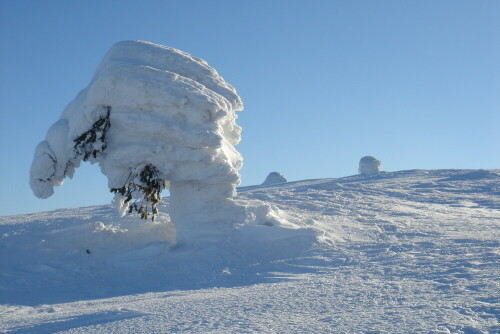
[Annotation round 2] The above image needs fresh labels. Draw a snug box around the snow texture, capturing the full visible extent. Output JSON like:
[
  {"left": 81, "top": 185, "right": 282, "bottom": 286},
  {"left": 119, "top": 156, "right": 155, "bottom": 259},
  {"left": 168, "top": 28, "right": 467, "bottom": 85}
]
[
  {"left": 262, "top": 171, "right": 287, "bottom": 185},
  {"left": 29, "top": 40, "right": 282, "bottom": 228},
  {"left": 2, "top": 169, "right": 499, "bottom": 333},
  {"left": 358, "top": 155, "right": 381, "bottom": 175}
]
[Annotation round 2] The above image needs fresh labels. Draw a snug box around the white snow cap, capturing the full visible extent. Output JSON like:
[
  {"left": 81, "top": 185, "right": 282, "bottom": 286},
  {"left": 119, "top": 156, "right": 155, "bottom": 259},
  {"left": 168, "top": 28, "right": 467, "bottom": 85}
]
[
  {"left": 358, "top": 156, "right": 381, "bottom": 175},
  {"left": 30, "top": 40, "right": 244, "bottom": 199},
  {"left": 262, "top": 172, "right": 287, "bottom": 185}
]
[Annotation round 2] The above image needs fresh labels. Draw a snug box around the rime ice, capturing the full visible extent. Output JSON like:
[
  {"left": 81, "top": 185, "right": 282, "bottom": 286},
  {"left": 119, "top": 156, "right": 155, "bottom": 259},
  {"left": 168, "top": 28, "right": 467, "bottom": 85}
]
[
  {"left": 262, "top": 172, "right": 287, "bottom": 185},
  {"left": 30, "top": 40, "right": 246, "bottom": 223},
  {"left": 358, "top": 156, "right": 381, "bottom": 175}
]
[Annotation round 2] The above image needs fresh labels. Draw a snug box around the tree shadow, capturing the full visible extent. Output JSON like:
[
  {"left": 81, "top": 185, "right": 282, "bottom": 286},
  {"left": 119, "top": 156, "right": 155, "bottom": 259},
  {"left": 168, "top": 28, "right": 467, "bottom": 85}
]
[
  {"left": 5, "top": 309, "right": 147, "bottom": 334},
  {"left": 0, "top": 219, "right": 324, "bottom": 306}
]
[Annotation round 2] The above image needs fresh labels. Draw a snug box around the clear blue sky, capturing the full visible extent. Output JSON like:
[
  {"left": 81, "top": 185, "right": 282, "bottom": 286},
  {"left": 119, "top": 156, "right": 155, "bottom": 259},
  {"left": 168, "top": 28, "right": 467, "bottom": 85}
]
[{"left": 1, "top": 0, "right": 499, "bottom": 216}]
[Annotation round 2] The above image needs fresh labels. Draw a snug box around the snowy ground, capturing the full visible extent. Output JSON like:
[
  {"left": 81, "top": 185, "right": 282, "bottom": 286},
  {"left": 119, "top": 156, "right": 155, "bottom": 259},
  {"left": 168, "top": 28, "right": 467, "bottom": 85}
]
[{"left": 1, "top": 169, "right": 499, "bottom": 333}]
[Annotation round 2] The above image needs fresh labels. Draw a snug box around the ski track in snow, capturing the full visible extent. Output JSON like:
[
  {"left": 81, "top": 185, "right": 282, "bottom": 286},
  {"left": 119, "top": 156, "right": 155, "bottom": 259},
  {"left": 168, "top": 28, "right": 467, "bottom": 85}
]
[{"left": 1, "top": 169, "right": 499, "bottom": 333}]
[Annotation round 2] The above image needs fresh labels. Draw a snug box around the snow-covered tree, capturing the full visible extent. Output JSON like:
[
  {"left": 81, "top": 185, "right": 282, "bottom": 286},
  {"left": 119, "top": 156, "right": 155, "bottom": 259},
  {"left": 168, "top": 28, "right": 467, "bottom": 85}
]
[
  {"left": 30, "top": 40, "right": 244, "bottom": 223},
  {"left": 262, "top": 172, "right": 287, "bottom": 185},
  {"left": 358, "top": 156, "right": 381, "bottom": 175}
]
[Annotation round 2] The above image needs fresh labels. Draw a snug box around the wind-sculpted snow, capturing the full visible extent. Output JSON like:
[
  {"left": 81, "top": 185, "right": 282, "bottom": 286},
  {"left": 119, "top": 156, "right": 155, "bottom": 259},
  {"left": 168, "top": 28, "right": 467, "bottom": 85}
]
[
  {"left": 30, "top": 40, "right": 248, "bottom": 224},
  {"left": 2, "top": 169, "right": 499, "bottom": 333}
]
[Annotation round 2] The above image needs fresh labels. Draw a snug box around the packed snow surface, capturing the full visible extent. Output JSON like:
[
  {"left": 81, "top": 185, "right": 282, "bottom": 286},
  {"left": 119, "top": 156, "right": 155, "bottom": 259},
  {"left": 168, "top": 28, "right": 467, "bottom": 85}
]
[
  {"left": 2, "top": 169, "right": 499, "bottom": 333},
  {"left": 359, "top": 156, "right": 382, "bottom": 175},
  {"left": 262, "top": 171, "right": 287, "bottom": 185}
]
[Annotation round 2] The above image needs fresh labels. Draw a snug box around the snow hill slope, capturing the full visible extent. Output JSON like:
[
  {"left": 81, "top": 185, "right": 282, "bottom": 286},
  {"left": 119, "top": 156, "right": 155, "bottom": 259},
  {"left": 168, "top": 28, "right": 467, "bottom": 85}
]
[{"left": 1, "top": 169, "right": 499, "bottom": 333}]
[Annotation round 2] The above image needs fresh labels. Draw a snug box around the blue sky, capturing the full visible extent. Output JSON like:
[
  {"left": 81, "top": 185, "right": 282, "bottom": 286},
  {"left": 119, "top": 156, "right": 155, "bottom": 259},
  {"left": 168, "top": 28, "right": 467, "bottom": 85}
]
[{"left": 1, "top": 0, "right": 499, "bottom": 216}]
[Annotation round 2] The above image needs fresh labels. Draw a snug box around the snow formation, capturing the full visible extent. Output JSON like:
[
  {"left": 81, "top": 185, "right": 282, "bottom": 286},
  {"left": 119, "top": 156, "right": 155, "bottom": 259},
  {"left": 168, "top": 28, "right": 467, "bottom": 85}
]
[
  {"left": 358, "top": 155, "right": 381, "bottom": 175},
  {"left": 262, "top": 172, "right": 287, "bottom": 185},
  {"left": 29, "top": 40, "right": 282, "bottom": 231}
]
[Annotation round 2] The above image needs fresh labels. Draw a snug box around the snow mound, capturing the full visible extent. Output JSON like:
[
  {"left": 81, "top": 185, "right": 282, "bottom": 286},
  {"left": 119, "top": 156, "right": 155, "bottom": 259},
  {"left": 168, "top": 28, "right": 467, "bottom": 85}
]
[
  {"left": 262, "top": 172, "right": 287, "bottom": 185},
  {"left": 358, "top": 155, "right": 381, "bottom": 175},
  {"left": 0, "top": 200, "right": 316, "bottom": 305}
]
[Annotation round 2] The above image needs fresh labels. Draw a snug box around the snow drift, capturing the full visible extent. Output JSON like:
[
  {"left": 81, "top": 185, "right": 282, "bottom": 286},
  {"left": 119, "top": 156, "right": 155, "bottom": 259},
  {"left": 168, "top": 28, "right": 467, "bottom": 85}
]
[{"left": 29, "top": 41, "right": 287, "bottom": 234}]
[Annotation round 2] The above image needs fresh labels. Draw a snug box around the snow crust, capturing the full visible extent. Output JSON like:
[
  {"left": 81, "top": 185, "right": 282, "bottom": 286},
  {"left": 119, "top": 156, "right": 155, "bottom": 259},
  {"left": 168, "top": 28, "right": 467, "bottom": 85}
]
[
  {"left": 262, "top": 171, "right": 287, "bottom": 185},
  {"left": 3, "top": 169, "right": 500, "bottom": 333},
  {"left": 358, "top": 155, "right": 381, "bottom": 174}
]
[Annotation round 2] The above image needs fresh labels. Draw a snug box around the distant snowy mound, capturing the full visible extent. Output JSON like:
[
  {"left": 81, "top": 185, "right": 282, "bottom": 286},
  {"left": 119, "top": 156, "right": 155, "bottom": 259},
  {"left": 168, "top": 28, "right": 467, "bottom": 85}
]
[
  {"left": 358, "top": 156, "right": 381, "bottom": 175},
  {"left": 262, "top": 172, "right": 287, "bottom": 185}
]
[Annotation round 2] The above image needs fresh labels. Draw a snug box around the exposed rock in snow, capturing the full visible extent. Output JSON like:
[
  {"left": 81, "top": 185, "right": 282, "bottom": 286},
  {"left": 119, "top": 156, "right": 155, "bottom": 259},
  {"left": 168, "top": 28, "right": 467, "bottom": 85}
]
[
  {"left": 262, "top": 172, "right": 287, "bottom": 185},
  {"left": 358, "top": 156, "right": 381, "bottom": 175}
]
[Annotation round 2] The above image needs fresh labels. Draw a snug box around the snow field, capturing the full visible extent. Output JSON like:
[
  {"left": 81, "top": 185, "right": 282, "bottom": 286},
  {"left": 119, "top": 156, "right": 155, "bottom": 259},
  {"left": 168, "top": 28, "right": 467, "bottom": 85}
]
[{"left": 1, "top": 169, "right": 499, "bottom": 333}]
